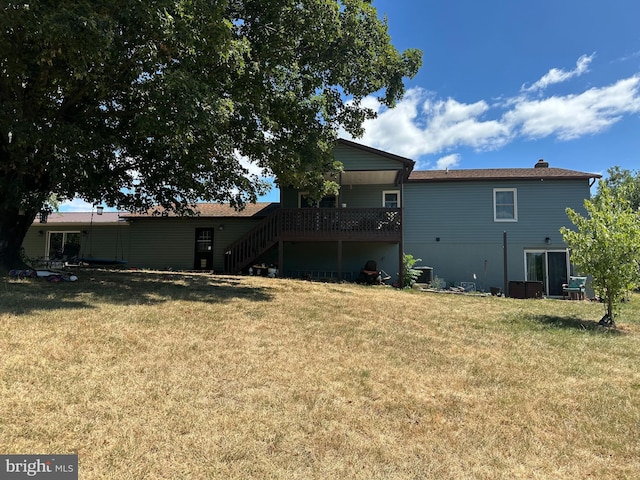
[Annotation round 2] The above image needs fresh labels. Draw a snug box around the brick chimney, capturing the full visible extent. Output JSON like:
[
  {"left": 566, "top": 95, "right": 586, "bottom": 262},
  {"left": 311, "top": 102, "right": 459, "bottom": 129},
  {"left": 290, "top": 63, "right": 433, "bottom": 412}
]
[{"left": 534, "top": 159, "right": 549, "bottom": 168}]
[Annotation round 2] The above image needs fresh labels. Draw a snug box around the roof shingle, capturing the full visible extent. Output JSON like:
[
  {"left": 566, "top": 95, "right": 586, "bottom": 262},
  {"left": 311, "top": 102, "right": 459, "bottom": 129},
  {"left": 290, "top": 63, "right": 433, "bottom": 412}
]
[{"left": 408, "top": 167, "right": 600, "bottom": 182}]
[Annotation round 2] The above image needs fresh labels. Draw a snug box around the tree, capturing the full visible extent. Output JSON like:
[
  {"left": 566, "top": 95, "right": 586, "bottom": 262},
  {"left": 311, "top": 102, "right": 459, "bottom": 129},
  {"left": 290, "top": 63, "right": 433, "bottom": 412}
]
[
  {"left": 560, "top": 182, "right": 640, "bottom": 326},
  {"left": 0, "top": 1, "right": 422, "bottom": 272},
  {"left": 594, "top": 166, "right": 640, "bottom": 211}
]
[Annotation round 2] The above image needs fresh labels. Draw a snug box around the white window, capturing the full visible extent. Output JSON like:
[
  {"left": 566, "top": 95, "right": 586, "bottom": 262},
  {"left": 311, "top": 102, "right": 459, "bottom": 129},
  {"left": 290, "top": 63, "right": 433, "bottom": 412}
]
[
  {"left": 383, "top": 190, "right": 400, "bottom": 208},
  {"left": 493, "top": 188, "right": 517, "bottom": 222}
]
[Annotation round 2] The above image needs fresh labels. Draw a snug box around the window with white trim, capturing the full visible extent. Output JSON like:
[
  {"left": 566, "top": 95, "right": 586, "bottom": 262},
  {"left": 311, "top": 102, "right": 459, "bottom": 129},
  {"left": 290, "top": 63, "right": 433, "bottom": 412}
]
[
  {"left": 493, "top": 188, "right": 517, "bottom": 222},
  {"left": 383, "top": 190, "right": 400, "bottom": 208}
]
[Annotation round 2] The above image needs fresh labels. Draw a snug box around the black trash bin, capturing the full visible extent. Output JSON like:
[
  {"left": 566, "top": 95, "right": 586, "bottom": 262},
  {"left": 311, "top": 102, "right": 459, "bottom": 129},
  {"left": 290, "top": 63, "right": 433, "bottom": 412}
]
[
  {"left": 525, "top": 281, "right": 543, "bottom": 299},
  {"left": 509, "top": 281, "right": 525, "bottom": 299},
  {"left": 509, "top": 280, "right": 543, "bottom": 299}
]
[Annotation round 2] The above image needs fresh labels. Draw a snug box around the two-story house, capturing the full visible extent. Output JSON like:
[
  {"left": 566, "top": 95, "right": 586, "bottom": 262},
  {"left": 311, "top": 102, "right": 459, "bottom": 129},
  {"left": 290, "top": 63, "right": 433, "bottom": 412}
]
[
  {"left": 404, "top": 161, "right": 599, "bottom": 295},
  {"left": 22, "top": 139, "right": 600, "bottom": 296}
]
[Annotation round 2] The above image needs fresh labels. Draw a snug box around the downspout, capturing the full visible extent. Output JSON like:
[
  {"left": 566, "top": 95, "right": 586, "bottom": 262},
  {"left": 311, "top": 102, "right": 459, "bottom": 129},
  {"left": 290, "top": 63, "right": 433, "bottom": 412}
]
[{"left": 503, "top": 231, "right": 508, "bottom": 297}]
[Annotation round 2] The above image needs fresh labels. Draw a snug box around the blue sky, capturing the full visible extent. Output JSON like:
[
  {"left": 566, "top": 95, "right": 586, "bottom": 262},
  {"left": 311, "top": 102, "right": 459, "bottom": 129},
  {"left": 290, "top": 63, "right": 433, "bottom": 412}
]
[
  {"left": 348, "top": 0, "right": 640, "bottom": 173},
  {"left": 61, "top": 0, "right": 640, "bottom": 211}
]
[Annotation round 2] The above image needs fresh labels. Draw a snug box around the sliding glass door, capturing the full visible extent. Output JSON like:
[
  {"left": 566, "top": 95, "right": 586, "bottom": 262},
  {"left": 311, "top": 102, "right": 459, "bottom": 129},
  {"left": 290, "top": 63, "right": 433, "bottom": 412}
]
[
  {"left": 46, "top": 231, "right": 81, "bottom": 261},
  {"left": 524, "top": 250, "right": 569, "bottom": 296}
]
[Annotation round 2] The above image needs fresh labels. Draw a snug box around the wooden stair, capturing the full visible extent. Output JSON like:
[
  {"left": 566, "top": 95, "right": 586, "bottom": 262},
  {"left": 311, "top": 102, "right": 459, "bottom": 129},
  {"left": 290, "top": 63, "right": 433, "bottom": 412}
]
[{"left": 224, "top": 210, "right": 280, "bottom": 274}]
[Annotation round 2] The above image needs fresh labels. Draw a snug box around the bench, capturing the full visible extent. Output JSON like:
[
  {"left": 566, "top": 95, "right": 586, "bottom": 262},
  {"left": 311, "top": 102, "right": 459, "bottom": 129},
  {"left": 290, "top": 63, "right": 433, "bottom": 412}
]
[{"left": 562, "top": 276, "right": 587, "bottom": 300}]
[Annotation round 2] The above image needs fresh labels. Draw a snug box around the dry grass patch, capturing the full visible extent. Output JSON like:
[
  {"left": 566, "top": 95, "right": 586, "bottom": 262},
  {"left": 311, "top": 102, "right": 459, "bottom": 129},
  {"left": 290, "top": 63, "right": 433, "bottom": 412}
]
[{"left": 1, "top": 270, "right": 640, "bottom": 479}]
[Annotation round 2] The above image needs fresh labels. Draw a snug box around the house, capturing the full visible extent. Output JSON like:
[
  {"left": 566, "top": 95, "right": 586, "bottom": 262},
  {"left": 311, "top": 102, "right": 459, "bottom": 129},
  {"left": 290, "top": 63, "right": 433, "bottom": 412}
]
[{"left": 22, "top": 139, "right": 600, "bottom": 295}]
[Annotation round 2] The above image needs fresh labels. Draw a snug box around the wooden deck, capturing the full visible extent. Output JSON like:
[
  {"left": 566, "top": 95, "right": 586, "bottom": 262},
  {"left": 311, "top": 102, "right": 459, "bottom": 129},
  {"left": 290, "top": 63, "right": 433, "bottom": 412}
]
[{"left": 224, "top": 208, "right": 402, "bottom": 274}]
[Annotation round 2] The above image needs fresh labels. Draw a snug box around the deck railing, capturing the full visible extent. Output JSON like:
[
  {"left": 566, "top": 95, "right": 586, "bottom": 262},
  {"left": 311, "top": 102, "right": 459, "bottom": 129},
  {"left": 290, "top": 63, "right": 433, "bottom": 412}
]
[{"left": 279, "top": 208, "right": 401, "bottom": 239}]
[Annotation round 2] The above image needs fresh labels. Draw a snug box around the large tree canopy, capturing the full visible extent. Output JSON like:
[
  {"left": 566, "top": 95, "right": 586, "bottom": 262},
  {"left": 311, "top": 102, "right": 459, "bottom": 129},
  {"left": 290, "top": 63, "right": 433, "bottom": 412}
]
[{"left": 0, "top": 0, "right": 421, "bottom": 270}]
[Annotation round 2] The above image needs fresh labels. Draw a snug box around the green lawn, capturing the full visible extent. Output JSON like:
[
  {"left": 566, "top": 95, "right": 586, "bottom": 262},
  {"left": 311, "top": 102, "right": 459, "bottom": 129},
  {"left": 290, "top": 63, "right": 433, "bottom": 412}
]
[{"left": 2, "top": 270, "right": 639, "bottom": 479}]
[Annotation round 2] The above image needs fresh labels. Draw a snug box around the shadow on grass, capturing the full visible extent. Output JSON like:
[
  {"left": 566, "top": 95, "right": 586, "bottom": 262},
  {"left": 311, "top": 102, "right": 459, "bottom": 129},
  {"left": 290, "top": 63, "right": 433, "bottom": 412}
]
[
  {"left": 1, "top": 269, "right": 273, "bottom": 315},
  {"left": 529, "top": 314, "right": 624, "bottom": 335}
]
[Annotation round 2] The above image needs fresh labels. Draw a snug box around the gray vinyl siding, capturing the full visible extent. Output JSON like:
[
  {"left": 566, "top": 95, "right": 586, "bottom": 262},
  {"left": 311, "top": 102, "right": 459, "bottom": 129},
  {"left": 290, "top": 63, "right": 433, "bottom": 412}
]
[
  {"left": 126, "top": 218, "right": 199, "bottom": 270},
  {"left": 334, "top": 144, "right": 406, "bottom": 171},
  {"left": 21, "top": 229, "right": 48, "bottom": 260},
  {"left": 403, "top": 179, "right": 591, "bottom": 289},
  {"left": 126, "top": 218, "right": 261, "bottom": 271},
  {"left": 340, "top": 184, "right": 398, "bottom": 208},
  {"left": 278, "top": 141, "right": 405, "bottom": 208},
  {"left": 22, "top": 225, "right": 129, "bottom": 264},
  {"left": 24, "top": 218, "right": 265, "bottom": 272},
  {"left": 281, "top": 184, "right": 396, "bottom": 208}
]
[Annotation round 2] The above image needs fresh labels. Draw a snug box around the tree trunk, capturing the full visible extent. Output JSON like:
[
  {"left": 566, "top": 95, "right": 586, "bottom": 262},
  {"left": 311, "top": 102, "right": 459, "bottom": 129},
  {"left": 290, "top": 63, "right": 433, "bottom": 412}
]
[
  {"left": 606, "top": 296, "right": 616, "bottom": 327},
  {"left": 598, "top": 293, "right": 616, "bottom": 327},
  {"left": 0, "top": 205, "right": 36, "bottom": 274}
]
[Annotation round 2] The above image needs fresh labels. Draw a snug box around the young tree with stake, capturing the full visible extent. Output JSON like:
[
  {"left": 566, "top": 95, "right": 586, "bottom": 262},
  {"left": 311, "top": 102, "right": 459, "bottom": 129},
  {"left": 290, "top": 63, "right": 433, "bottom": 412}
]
[{"left": 561, "top": 182, "right": 640, "bottom": 326}]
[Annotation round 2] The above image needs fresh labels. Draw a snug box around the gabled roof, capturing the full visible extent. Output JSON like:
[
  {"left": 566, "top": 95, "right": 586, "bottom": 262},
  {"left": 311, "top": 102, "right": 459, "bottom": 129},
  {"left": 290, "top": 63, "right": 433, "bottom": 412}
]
[
  {"left": 337, "top": 138, "right": 416, "bottom": 170},
  {"left": 408, "top": 167, "right": 601, "bottom": 183},
  {"left": 336, "top": 138, "right": 415, "bottom": 185},
  {"left": 120, "top": 202, "right": 280, "bottom": 218}
]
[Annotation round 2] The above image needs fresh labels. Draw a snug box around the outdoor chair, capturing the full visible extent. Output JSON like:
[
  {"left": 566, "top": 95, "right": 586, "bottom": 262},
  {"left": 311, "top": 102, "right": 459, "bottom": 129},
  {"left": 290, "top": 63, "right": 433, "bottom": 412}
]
[
  {"left": 562, "top": 276, "right": 587, "bottom": 300},
  {"left": 358, "top": 260, "right": 391, "bottom": 285}
]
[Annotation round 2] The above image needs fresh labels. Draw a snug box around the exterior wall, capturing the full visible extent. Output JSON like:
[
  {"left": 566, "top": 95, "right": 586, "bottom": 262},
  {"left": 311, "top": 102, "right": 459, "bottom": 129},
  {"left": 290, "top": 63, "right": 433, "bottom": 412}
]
[
  {"left": 22, "top": 224, "right": 129, "bottom": 264},
  {"left": 340, "top": 184, "right": 399, "bottom": 208},
  {"left": 125, "top": 217, "right": 261, "bottom": 271},
  {"left": 403, "top": 179, "right": 591, "bottom": 291},
  {"left": 23, "top": 217, "right": 265, "bottom": 272},
  {"left": 279, "top": 141, "right": 407, "bottom": 208},
  {"left": 280, "top": 241, "right": 398, "bottom": 281},
  {"left": 280, "top": 184, "right": 397, "bottom": 208},
  {"left": 334, "top": 143, "right": 405, "bottom": 171}
]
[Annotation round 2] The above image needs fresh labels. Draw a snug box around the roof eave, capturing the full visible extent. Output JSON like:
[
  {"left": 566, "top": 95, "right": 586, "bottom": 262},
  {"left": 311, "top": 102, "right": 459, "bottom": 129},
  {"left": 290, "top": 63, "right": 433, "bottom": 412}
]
[{"left": 407, "top": 174, "right": 601, "bottom": 183}]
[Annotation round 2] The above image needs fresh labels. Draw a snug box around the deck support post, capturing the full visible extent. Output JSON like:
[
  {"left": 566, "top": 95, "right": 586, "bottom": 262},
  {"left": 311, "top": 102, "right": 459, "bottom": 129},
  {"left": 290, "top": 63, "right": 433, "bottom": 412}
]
[
  {"left": 278, "top": 239, "right": 283, "bottom": 278},
  {"left": 337, "top": 240, "right": 343, "bottom": 281}
]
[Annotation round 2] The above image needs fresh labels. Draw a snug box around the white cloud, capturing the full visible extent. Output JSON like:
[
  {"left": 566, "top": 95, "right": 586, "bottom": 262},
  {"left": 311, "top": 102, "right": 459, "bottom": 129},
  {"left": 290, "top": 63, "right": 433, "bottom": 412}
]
[
  {"left": 58, "top": 198, "right": 97, "bottom": 212},
  {"left": 506, "top": 76, "right": 640, "bottom": 140},
  {"left": 352, "top": 90, "right": 510, "bottom": 159},
  {"left": 344, "top": 54, "right": 640, "bottom": 167},
  {"left": 236, "top": 151, "right": 271, "bottom": 179},
  {"left": 435, "top": 154, "right": 461, "bottom": 170},
  {"left": 58, "top": 55, "right": 640, "bottom": 210},
  {"left": 58, "top": 198, "right": 121, "bottom": 213},
  {"left": 522, "top": 53, "right": 595, "bottom": 93},
  {"left": 355, "top": 89, "right": 427, "bottom": 158}
]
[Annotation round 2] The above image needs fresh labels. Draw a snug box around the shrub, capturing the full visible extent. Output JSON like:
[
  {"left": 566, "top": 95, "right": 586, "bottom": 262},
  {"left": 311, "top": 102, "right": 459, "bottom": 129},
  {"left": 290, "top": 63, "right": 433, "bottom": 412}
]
[{"left": 402, "top": 253, "right": 422, "bottom": 288}]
